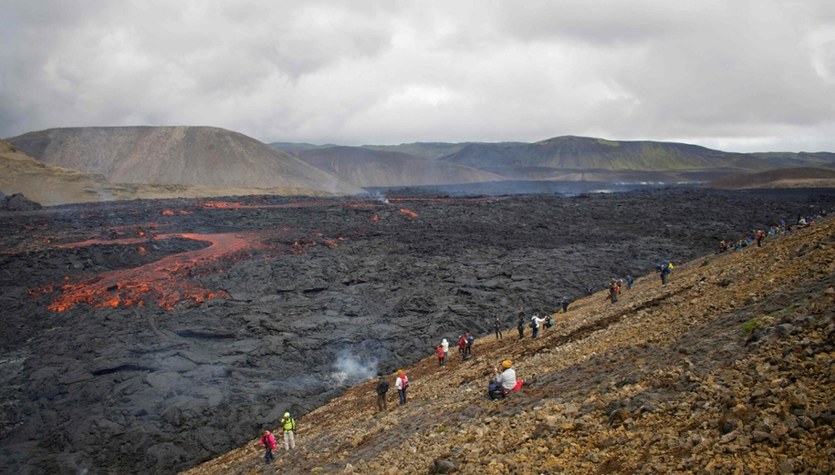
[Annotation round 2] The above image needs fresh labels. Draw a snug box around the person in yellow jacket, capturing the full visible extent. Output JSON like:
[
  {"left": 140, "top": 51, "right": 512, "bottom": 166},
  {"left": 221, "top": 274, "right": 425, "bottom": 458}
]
[{"left": 280, "top": 412, "right": 296, "bottom": 450}]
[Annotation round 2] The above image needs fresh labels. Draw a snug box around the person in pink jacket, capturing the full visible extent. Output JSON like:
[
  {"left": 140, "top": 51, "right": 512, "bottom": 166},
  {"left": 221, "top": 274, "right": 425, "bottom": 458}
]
[{"left": 260, "top": 429, "right": 277, "bottom": 464}]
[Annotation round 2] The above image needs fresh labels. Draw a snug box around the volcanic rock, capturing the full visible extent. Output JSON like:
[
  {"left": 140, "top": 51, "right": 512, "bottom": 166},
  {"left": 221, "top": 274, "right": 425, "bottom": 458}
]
[
  {"left": 0, "top": 188, "right": 833, "bottom": 474},
  {"left": 1, "top": 192, "right": 42, "bottom": 211}
]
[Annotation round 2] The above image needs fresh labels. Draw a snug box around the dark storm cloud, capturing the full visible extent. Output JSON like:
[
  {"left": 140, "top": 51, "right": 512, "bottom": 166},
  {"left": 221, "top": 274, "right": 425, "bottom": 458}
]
[{"left": 1, "top": 0, "right": 833, "bottom": 152}]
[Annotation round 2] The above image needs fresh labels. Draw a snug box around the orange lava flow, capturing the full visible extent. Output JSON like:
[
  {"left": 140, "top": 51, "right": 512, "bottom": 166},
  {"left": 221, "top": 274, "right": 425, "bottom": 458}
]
[
  {"left": 200, "top": 201, "right": 243, "bottom": 209},
  {"left": 47, "top": 232, "right": 263, "bottom": 312},
  {"left": 399, "top": 208, "right": 419, "bottom": 218}
]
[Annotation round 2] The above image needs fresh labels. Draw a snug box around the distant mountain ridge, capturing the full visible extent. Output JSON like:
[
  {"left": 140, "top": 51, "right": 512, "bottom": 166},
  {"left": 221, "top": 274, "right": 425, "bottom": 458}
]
[
  {"left": 272, "top": 136, "right": 835, "bottom": 186},
  {"left": 7, "top": 127, "right": 362, "bottom": 195},
  {"left": 295, "top": 146, "right": 504, "bottom": 187}
]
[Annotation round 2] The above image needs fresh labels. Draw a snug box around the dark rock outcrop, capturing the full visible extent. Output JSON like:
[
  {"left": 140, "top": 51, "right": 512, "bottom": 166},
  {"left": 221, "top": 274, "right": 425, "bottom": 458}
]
[{"left": 1, "top": 192, "right": 42, "bottom": 211}]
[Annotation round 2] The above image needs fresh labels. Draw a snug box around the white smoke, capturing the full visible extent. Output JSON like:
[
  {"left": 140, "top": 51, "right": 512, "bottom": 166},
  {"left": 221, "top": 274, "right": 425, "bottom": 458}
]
[{"left": 331, "top": 350, "right": 378, "bottom": 386}]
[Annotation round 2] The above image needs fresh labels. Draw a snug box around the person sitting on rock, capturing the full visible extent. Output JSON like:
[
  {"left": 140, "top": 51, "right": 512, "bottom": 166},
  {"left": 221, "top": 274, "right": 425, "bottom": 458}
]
[{"left": 488, "top": 359, "right": 523, "bottom": 399}]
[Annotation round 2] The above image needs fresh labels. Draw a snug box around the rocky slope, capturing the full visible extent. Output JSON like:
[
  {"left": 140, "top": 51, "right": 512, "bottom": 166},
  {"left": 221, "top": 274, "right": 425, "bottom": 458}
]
[
  {"left": 710, "top": 167, "right": 835, "bottom": 190},
  {"left": 183, "top": 216, "right": 835, "bottom": 474},
  {"left": 6, "top": 127, "right": 362, "bottom": 195}
]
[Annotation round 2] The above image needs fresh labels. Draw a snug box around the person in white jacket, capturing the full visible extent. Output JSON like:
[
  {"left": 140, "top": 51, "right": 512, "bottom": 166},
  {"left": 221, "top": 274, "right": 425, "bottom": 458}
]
[
  {"left": 530, "top": 313, "right": 547, "bottom": 339},
  {"left": 441, "top": 338, "right": 449, "bottom": 365},
  {"left": 395, "top": 369, "right": 409, "bottom": 405}
]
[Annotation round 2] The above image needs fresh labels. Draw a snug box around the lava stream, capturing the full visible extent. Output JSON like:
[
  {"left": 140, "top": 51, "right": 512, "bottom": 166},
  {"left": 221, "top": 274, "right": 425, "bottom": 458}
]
[{"left": 47, "top": 232, "right": 263, "bottom": 312}]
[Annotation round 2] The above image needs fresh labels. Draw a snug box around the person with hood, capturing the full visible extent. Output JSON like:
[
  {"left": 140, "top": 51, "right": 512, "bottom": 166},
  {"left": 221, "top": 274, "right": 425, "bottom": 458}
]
[
  {"left": 560, "top": 296, "right": 570, "bottom": 313},
  {"left": 493, "top": 316, "right": 503, "bottom": 340},
  {"left": 260, "top": 429, "right": 277, "bottom": 464},
  {"left": 488, "top": 359, "right": 523, "bottom": 399},
  {"left": 395, "top": 369, "right": 409, "bottom": 405},
  {"left": 280, "top": 411, "right": 296, "bottom": 451}
]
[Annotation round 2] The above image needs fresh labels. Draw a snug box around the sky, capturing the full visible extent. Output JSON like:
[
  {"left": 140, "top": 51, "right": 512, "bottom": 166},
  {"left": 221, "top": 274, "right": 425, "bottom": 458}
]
[{"left": 1, "top": 0, "right": 834, "bottom": 152}]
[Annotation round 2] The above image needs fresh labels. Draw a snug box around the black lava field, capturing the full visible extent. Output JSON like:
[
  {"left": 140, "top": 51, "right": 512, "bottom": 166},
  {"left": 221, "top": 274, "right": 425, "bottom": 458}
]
[{"left": 1, "top": 188, "right": 833, "bottom": 474}]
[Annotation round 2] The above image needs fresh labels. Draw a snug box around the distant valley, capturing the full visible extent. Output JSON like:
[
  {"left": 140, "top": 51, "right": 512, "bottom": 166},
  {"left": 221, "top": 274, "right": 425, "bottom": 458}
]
[{"left": 2, "top": 126, "right": 835, "bottom": 206}]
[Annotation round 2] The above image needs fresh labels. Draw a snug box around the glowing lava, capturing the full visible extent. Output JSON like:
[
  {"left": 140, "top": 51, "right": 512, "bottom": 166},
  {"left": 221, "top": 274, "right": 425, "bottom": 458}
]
[{"left": 46, "top": 232, "right": 264, "bottom": 312}]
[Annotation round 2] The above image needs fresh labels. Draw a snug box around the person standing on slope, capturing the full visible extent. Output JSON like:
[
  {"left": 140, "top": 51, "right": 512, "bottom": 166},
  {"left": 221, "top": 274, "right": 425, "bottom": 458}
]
[
  {"left": 376, "top": 374, "right": 389, "bottom": 412},
  {"left": 441, "top": 338, "right": 449, "bottom": 365},
  {"left": 280, "top": 412, "right": 296, "bottom": 451},
  {"left": 530, "top": 313, "right": 546, "bottom": 339},
  {"left": 260, "top": 429, "right": 277, "bottom": 464},
  {"left": 494, "top": 316, "right": 503, "bottom": 340},
  {"left": 395, "top": 369, "right": 409, "bottom": 405},
  {"left": 517, "top": 314, "right": 525, "bottom": 339}
]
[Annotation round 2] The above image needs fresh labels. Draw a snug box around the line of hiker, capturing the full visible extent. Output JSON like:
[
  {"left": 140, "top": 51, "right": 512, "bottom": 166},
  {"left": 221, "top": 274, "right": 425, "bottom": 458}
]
[{"left": 718, "top": 211, "right": 828, "bottom": 254}]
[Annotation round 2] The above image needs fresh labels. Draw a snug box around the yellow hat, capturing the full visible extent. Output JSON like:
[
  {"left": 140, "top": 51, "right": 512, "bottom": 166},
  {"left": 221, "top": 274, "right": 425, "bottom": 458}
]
[
  {"left": 283, "top": 412, "right": 290, "bottom": 418},
  {"left": 397, "top": 369, "right": 404, "bottom": 375},
  {"left": 501, "top": 360, "right": 512, "bottom": 369}
]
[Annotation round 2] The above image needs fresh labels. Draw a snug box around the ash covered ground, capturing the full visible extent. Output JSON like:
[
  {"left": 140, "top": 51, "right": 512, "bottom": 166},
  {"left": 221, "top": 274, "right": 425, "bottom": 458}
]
[{"left": 1, "top": 188, "right": 833, "bottom": 474}]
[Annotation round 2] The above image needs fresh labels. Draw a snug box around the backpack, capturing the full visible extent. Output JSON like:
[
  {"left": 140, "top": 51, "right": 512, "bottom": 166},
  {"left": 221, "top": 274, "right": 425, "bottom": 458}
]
[{"left": 530, "top": 318, "right": 536, "bottom": 329}]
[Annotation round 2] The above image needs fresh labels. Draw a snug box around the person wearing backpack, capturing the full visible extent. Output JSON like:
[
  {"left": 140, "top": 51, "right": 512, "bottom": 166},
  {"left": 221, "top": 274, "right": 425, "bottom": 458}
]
[
  {"left": 395, "top": 369, "right": 409, "bottom": 405},
  {"left": 493, "top": 316, "right": 503, "bottom": 340},
  {"left": 376, "top": 374, "right": 390, "bottom": 412},
  {"left": 280, "top": 412, "right": 296, "bottom": 451},
  {"left": 259, "top": 429, "right": 277, "bottom": 464}
]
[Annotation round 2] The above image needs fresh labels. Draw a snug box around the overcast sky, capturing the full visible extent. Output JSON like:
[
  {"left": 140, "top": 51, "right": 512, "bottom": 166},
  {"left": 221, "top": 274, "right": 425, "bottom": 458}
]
[{"left": 1, "top": 0, "right": 834, "bottom": 152}]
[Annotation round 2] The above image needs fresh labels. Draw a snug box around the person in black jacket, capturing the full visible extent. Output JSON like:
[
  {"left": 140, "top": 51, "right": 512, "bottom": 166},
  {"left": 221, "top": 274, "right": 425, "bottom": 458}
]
[{"left": 376, "top": 374, "right": 389, "bottom": 412}]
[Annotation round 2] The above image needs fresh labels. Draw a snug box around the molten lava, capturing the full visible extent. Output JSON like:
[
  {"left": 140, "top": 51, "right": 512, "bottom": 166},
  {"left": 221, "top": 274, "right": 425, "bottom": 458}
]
[
  {"left": 46, "top": 232, "right": 265, "bottom": 312},
  {"left": 399, "top": 208, "right": 419, "bottom": 218}
]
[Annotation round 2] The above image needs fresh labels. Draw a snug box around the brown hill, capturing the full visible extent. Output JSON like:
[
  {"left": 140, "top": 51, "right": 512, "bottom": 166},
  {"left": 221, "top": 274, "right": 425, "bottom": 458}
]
[
  {"left": 710, "top": 167, "right": 835, "bottom": 189},
  {"left": 183, "top": 218, "right": 835, "bottom": 474},
  {"left": 296, "top": 146, "right": 504, "bottom": 187},
  {"left": 0, "top": 140, "right": 352, "bottom": 206},
  {"left": 6, "top": 127, "right": 363, "bottom": 195}
]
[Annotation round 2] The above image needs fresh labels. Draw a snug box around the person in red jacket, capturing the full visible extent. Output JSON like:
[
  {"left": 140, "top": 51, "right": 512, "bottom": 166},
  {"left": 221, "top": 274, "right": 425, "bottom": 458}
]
[{"left": 260, "top": 429, "right": 277, "bottom": 464}]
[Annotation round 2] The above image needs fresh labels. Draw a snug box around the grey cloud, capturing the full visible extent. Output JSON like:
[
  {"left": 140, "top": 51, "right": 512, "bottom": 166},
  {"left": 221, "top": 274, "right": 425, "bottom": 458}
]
[{"left": 1, "top": 0, "right": 834, "bottom": 152}]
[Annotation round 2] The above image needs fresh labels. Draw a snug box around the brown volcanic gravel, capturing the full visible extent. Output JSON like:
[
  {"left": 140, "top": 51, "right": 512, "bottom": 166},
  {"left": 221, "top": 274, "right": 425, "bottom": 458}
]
[{"left": 184, "top": 215, "right": 835, "bottom": 475}]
